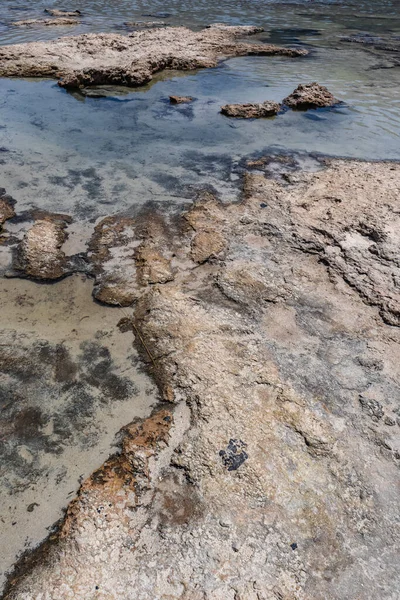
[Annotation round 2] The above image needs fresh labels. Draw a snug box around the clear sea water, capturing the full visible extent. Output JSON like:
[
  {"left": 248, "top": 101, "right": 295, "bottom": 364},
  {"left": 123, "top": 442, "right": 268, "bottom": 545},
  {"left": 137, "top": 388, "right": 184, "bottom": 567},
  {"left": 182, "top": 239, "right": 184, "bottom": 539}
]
[{"left": 0, "top": 0, "right": 399, "bottom": 217}]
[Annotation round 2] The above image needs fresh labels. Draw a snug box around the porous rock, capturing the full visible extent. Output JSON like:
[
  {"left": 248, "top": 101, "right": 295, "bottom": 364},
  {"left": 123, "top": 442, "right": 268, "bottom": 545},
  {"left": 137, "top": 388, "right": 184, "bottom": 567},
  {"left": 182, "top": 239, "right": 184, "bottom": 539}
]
[
  {"left": 283, "top": 82, "right": 339, "bottom": 109},
  {"left": 12, "top": 18, "right": 78, "bottom": 27},
  {"left": 44, "top": 9, "right": 81, "bottom": 17},
  {"left": 12, "top": 213, "right": 71, "bottom": 280},
  {"left": 221, "top": 100, "right": 280, "bottom": 118},
  {"left": 0, "top": 26, "right": 307, "bottom": 89},
  {"left": 169, "top": 95, "right": 193, "bottom": 104},
  {"left": 4, "top": 160, "right": 400, "bottom": 600}
]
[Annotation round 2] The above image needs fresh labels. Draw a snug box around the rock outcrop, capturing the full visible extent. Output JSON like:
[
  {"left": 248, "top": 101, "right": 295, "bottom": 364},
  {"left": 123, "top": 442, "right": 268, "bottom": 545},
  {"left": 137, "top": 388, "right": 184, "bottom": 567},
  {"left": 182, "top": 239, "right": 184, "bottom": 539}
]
[
  {"left": 12, "top": 212, "right": 71, "bottom": 280},
  {"left": 12, "top": 18, "right": 79, "bottom": 27},
  {"left": 221, "top": 100, "right": 280, "bottom": 118},
  {"left": 169, "top": 95, "right": 194, "bottom": 104},
  {"left": 0, "top": 26, "right": 307, "bottom": 89},
  {"left": 283, "top": 82, "right": 339, "bottom": 109},
  {"left": 3, "top": 160, "right": 400, "bottom": 599},
  {"left": 0, "top": 189, "right": 15, "bottom": 231}
]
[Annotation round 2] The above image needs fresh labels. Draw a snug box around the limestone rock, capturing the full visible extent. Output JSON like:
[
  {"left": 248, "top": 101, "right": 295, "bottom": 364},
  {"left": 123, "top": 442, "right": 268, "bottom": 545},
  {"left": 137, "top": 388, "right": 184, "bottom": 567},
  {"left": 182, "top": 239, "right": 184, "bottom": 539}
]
[
  {"left": 221, "top": 100, "right": 280, "bottom": 118},
  {"left": 169, "top": 95, "right": 193, "bottom": 104},
  {"left": 0, "top": 26, "right": 307, "bottom": 89},
  {"left": 5, "top": 161, "right": 400, "bottom": 600},
  {"left": 13, "top": 213, "right": 71, "bottom": 280},
  {"left": 0, "top": 189, "right": 15, "bottom": 230},
  {"left": 283, "top": 82, "right": 339, "bottom": 110},
  {"left": 44, "top": 9, "right": 81, "bottom": 17},
  {"left": 190, "top": 229, "right": 227, "bottom": 263},
  {"left": 88, "top": 216, "right": 139, "bottom": 306},
  {"left": 12, "top": 18, "right": 78, "bottom": 27}
]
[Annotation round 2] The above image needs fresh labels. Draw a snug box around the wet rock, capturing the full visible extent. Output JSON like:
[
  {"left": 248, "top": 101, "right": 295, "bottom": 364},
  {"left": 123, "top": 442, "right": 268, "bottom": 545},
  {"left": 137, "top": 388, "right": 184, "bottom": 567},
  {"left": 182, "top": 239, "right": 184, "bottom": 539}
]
[
  {"left": 169, "top": 95, "right": 193, "bottom": 104},
  {"left": 0, "top": 26, "right": 307, "bottom": 89},
  {"left": 283, "top": 82, "right": 340, "bottom": 110},
  {"left": 12, "top": 18, "right": 79, "bottom": 27},
  {"left": 221, "top": 100, "right": 280, "bottom": 118},
  {"left": 12, "top": 213, "right": 71, "bottom": 280},
  {"left": 142, "top": 12, "right": 171, "bottom": 19},
  {"left": 124, "top": 21, "right": 169, "bottom": 29},
  {"left": 88, "top": 216, "right": 139, "bottom": 307},
  {"left": 0, "top": 190, "right": 15, "bottom": 230},
  {"left": 44, "top": 9, "right": 82, "bottom": 17}
]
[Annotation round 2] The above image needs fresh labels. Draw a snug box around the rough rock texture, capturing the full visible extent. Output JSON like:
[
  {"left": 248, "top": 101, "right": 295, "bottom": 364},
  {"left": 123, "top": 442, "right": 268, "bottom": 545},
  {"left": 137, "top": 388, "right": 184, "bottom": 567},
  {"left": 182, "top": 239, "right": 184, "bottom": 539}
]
[
  {"left": 87, "top": 216, "right": 140, "bottom": 306},
  {"left": 87, "top": 212, "right": 174, "bottom": 306},
  {"left": 124, "top": 21, "right": 169, "bottom": 29},
  {"left": 283, "top": 82, "right": 339, "bottom": 110},
  {"left": 0, "top": 26, "right": 307, "bottom": 89},
  {"left": 0, "top": 189, "right": 15, "bottom": 230},
  {"left": 12, "top": 213, "right": 71, "bottom": 280},
  {"left": 221, "top": 100, "right": 281, "bottom": 118},
  {"left": 170, "top": 95, "right": 194, "bottom": 104},
  {"left": 44, "top": 9, "right": 81, "bottom": 17},
  {"left": 12, "top": 18, "right": 79, "bottom": 27},
  {"left": 3, "top": 160, "right": 400, "bottom": 599}
]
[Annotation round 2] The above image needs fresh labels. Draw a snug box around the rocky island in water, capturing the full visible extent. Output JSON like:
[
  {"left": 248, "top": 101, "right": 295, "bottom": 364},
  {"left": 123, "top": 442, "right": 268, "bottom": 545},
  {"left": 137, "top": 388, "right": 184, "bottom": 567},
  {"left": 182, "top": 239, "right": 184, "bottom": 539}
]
[{"left": 0, "top": 1, "right": 399, "bottom": 599}]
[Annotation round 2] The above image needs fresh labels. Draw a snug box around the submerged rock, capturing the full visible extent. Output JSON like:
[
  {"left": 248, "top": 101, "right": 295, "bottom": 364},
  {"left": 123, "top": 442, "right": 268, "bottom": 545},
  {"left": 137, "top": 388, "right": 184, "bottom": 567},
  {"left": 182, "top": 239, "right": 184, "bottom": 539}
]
[
  {"left": 221, "top": 100, "right": 280, "bottom": 118},
  {"left": 124, "top": 21, "right": 169, "bottom": 28},
  {"left": 169, "top": 95, "right": 193, "bottom": 104},
  {"left": 12, "top": 18, "right": 79, "bottom": 27},
  {"left": 12, "top": 213, "right": 71, "bottom": 280},
  {"left": 0, "top": 25, "right": 307, "bottom": 89},
  {"left": 44, "top": 9, "right": 82, "bottom": 17},
  {"left": 283, "top": 82, "right": 339, "bottom": 109}
]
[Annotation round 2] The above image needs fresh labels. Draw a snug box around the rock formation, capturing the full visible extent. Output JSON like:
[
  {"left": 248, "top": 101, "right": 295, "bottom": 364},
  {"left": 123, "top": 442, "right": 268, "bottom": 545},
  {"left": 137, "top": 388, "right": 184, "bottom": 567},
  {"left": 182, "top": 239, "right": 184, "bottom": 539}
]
[
  {"left": 3, "top": 159, "right": 400, "bottom": 599},
  {"left": 44, "top": 9, "right": 82, "bottom": 17},
  {"left": 12, "top": 18, "right": 79, "bottom": 27},
  {"left": 170, "top": 95, "right": 194, "bottom": 104},
  {"left": 12, "top": 212, "right": 71, "bottom": 280},
  {"left": 221, "top": 100, "right": 281, "bottom": 118},
  {"left": 283, "top": 82, "right": 339, "bottom": 110},
  {"left": 0, "top": 26, "right": 307, "bottom": 89}
]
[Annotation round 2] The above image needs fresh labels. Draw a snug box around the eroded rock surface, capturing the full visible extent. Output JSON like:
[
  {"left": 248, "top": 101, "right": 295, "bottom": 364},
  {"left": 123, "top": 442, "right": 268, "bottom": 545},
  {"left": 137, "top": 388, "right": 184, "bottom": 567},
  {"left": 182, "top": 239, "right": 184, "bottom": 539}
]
[
  {"left": 0, "top": 26, "right": 307, "bottom": 89},
  {"left": 0, "top": 189, "right": 15, "bottom": 230},
  {"left": 221, "top": 100, "right": 280, "bottom": 118},
  {"left": 12, "top": 213, "right": 71, "bottom": 280},
  {"left": 283, "top": 82, "right": 339, "bottom": 109},
  {"left": 88, "top": 216, "right": 139, "bottom": 306},
  {"left": 4, "top": 160, "right": 400, "bottom": 599},
  {"left": 169, "top": 95, "right": 194, "bottom": 104}
]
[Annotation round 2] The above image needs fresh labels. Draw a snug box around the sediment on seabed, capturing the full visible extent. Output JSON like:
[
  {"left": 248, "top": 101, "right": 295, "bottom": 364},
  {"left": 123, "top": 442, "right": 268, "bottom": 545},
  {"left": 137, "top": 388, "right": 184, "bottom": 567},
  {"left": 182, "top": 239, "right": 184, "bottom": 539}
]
[{"left": 2, "top": 158, "right": 400, "bottom": 599}]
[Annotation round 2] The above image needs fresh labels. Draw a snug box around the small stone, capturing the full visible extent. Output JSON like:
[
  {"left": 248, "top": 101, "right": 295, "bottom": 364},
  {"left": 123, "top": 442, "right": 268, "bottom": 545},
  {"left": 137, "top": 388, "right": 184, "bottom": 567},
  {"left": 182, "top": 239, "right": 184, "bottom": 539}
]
[
  {"left": 169, "top": 95, "right": 193, "bottom": 104},
  {"left": 384, "top": 416, "right": 396, "bottom": 426},
  {"left": 221, "top": 100, "right": 280, "bottom": 119},
  {"left": 283, "top": 82, "right": 340, "bottom": 110}
]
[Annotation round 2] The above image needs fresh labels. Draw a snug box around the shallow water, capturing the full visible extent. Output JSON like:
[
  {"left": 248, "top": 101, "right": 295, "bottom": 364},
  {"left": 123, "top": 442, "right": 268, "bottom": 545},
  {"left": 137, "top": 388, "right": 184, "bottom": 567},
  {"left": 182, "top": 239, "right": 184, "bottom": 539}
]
[
  {"left": 1, "top": 0, "right": 400, "bottom": 589},
  {"left": 0, "top": 1, "right": 400, "bottom": 217}
]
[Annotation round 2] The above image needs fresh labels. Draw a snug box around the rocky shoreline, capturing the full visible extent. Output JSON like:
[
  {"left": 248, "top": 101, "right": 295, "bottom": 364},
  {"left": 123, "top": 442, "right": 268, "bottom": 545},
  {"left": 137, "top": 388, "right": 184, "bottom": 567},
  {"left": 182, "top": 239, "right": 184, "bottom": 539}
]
[{"left": 2, "top": 157, "right": 400, "bottom": 599}]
